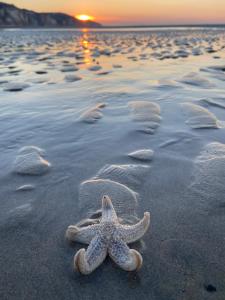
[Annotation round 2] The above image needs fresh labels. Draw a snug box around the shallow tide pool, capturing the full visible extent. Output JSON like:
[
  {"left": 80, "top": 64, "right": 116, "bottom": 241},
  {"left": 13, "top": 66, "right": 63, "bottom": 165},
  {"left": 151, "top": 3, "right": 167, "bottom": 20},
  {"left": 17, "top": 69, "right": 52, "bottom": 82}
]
[{"left": 0, "top": 27, "right": 225, "bottom": 300}]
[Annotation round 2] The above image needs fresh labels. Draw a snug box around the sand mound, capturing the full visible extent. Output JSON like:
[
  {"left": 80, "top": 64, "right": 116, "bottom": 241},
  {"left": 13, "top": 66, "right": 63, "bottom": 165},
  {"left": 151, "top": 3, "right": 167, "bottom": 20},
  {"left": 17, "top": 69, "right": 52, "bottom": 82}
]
[
  {"left": 13, "top": 146, "right": 51, "bottom": 175},
  {"left": 192, "top": 48, "right": 203, "bottom": 56},
  {"left": 153, "top": 79, "right": 180, "bottom": 90},
  {"left": 191, "top": 142, "right": 225, "bottom": 199},
  {"left": 29, "top": 77, "right": 49, "bottom": 84},
  {"left": 180, "top": 72, "right": 215, "bottom": 88},
  {"left": 79, "top": 103, "right": 106, "bottom": 123},
  {"left": 16, "top": 184, "right": 35, "bottom": 192},
  {"left": 35, "top": 70, "right": 48, "bottom": 75},
  {"left": 175, "top": 49, "right": 189, "bottom": 58},
  {"left": 60, "top": 65, "right": 79, "bottom": 72},
  {"left": 128, "top": 149, "right": 154, "bottom": 161},
  {"left": 4, "top": 82, "right": 30, "bottom": 92},
  {"left": 113, "top": 64, "right": 122, "bottom": 68},
  {"left": 96, "top": 70, "right": 112, "bottom": 76},
  {"left": 129, "top": 101, "right": 161, "bottom": 134},
  {"left": 94, "top": 164, "right": 150, "bottom": 189},
  {"left": 181, "top": 102, "right": 220, "bottom": 129},
  {"left": 64, "top": 75, "right": 82, "bottom": 82},
  {"left": 79, "top": 179, "right": 138, "bottom": 219},
  {"left": 88, "top": 65, "right": 102, "bottom": 71}
]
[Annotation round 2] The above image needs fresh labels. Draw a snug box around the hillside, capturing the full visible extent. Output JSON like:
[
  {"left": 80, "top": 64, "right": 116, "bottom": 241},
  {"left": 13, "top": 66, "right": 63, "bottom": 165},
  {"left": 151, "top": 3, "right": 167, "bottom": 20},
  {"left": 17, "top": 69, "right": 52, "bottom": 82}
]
[{"left": 0, "top": 2, "right": 102, "bottom": 28}]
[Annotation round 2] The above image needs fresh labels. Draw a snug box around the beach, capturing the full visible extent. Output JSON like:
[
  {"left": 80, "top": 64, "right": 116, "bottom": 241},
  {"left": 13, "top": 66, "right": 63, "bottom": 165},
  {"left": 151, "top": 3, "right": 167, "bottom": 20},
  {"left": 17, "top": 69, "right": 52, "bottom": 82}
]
[{"left": 0, "top": 27, "right": 225, "bottom": 299}]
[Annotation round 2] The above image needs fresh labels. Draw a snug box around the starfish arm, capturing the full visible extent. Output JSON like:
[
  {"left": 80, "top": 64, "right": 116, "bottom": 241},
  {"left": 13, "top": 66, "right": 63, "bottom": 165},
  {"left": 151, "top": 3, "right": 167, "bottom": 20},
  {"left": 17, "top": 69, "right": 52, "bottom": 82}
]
[
  {"left": 74, "top": 235, "right": 107, "bottom": 275},
  {"left": 101, "top": 195, "right": 118, "bottom": 222},
  {"left": 109, "top": 239, "right": 143, "bottom": 271},
  {"left": 118, "top": 212, "right": 150, "bottom": 244},
  {"left": 75, "top": 218, "right": 100, "bottom": 227},
  {"left": 65, "top": 224, "right": 100, "bottom": 244}
]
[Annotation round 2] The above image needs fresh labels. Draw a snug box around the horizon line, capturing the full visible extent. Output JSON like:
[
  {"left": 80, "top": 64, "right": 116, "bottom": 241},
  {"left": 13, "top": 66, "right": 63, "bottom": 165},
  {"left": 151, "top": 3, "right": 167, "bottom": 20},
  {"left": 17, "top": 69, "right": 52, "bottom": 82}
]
[
  {"left": 101, "top": 23, "right": 225, "bottom": 27},
  {"left": 1, "top": 23, "right": 225, "bottom": 29}
]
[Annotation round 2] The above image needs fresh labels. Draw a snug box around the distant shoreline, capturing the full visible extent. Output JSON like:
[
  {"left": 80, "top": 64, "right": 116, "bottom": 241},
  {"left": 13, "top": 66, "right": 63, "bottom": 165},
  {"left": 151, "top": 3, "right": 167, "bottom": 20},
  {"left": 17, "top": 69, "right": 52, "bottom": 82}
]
[
  {"left": 103, "top": 24, "right": 225, "bottom": 28},
  {"left": 1, "top": 24, "right": 225, "bottom": 29}
]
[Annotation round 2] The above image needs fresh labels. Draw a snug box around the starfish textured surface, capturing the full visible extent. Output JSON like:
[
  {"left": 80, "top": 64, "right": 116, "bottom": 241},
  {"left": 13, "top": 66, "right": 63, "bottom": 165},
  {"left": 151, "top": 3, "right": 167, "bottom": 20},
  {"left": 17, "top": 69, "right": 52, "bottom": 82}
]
[{"left": 66, "top": 195, "right": 150, "bottom": 275}]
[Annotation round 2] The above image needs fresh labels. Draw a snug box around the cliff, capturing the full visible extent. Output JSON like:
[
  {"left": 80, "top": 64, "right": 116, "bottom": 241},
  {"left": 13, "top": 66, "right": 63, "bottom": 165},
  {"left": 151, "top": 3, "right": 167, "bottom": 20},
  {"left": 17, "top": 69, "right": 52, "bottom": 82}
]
[{"left": 0, "top": 2, "right": 102, "bottom": 28}]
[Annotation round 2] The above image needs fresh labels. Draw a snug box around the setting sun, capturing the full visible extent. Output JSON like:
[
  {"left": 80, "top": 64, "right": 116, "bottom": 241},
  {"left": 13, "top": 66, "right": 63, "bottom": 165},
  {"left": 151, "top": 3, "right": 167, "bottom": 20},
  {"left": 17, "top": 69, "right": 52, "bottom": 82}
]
[{"left": 76, "top": 14, "right": 95, "bottom": 22}]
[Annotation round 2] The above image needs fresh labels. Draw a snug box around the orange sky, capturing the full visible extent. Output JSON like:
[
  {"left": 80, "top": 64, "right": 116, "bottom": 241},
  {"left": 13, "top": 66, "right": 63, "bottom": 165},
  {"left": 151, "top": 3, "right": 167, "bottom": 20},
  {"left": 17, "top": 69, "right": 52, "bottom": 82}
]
[{"left": 3, "top": 0, "right": 225, "bottom": 25}]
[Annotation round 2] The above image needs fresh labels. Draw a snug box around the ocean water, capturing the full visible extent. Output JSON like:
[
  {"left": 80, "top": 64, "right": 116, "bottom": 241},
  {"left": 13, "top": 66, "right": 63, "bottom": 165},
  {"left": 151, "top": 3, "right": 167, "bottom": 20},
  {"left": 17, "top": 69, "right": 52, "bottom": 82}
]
[{"left": 0, "top": 27, "right": 225, "bottom": 300}]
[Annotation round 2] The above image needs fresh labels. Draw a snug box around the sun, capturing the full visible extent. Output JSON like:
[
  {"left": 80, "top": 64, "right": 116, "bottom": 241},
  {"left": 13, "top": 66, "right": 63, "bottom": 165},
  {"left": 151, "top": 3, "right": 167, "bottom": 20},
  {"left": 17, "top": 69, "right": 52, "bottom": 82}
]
[{"left": 76, "top": 14, "right": 95, "bottom": 22}]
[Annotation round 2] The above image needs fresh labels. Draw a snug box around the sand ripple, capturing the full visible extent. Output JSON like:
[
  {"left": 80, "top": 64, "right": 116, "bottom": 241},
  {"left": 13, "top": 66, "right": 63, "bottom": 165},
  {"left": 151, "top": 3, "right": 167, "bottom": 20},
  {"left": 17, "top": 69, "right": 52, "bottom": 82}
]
[
  {"left": 94, "top": 164, "right": 150, "bottom": 189},
  {"left": 200, "top": 98, "right": 225, "bottom": 109}
]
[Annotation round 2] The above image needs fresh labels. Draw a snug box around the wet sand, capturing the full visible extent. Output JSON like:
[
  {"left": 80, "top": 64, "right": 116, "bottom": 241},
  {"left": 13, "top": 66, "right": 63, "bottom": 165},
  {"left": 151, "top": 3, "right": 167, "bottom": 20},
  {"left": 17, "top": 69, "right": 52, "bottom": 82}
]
[{"left": 0, "top": 27, "right": 225, "bottom": 300}]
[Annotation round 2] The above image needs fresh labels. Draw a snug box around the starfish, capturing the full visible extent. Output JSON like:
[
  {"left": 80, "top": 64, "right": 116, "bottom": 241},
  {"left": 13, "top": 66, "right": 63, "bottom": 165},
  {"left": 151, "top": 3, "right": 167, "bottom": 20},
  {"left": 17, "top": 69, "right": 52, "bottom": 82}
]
[{"left": 66, "top": 195, "right": 150, "bottom": 275}]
